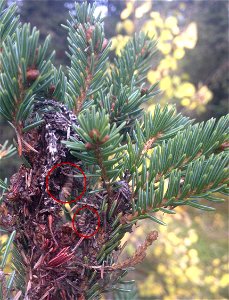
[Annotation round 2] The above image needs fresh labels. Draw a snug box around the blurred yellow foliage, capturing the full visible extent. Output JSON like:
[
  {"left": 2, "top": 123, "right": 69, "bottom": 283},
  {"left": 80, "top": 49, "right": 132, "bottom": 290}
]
[
  {"left": 1, "top": 234, "right": 8, "bottom": 243},
  {"left": 122, "top": 19, "right": 135, "bottom": 34},
  {"left": 181, "top": 22, "right": 198, "bottom": 49},
  {"left": 120, "top": 2, "right": 134, "bottom": 20},
  {"left": 175, "top": 82, "right": 196, "bottom": 98},
  {"left": 220, "top": 274, "right": 229, "bottom": 288},
  {"left": 112, "top": 0, "right": 213, "bottom": 113},
  {"left": 135, "top": 2, "right": 151, "bottom": 19},
  {"left": 173, "top": 47, "right": 185, "bottom": 59}
]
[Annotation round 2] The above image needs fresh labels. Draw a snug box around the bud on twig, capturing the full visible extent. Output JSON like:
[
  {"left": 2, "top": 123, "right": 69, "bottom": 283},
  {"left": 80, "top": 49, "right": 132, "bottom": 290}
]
[
  {"left": 48, "top": 84, "right": 56, "bottom": 96},
  {"left": 86, "top": 26, "right": 95, "bottom": 41},
  {"left": 26, "top": 68, "right": 40, "bottom": 82}
]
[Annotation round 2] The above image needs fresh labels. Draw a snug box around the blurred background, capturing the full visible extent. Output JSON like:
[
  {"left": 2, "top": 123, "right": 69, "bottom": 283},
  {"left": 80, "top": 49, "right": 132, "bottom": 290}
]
[{"left": 1, "top": 0, "right": 229, "bottom": 299}]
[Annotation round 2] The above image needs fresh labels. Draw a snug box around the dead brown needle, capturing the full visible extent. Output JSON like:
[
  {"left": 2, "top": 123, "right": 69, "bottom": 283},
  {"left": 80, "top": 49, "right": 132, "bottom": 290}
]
[
  {"left": 48, "top": 215, "right": 58, "bottom": 246},
  {"left": 72, "top": 237, "right": 84, "bottom": 252}
]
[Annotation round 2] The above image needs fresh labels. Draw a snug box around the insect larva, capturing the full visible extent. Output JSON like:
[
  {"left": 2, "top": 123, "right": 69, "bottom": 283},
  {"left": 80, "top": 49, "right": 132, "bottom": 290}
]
[
  {"left": 59, "top": 175, "right": 74, "bottom": 202},
  {"left": 78, "top": 212, "right": 87, "bottom": 227}
]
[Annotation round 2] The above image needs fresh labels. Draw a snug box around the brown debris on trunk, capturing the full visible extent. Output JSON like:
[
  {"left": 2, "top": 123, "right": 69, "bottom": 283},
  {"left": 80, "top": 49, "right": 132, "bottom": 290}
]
[{"left": 0, "top": 99, "right": 136, "bottom": 300}]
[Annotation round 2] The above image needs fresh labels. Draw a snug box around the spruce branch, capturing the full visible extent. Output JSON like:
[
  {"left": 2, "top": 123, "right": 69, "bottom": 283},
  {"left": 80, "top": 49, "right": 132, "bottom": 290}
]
[
  {"left": 96, "top": 33, "right": 160, "bottom": 131},
  {"left": 0, "top": 21, "right": 54, "bottom": 154},
  {"left": 108, "top": 32, "right": 157, "bottom": 88},
  {"left": 124, "top": 104, "right": 192, "bottom": 176},
  {"left": 126, "top": 152, "right": 228, "bottom": 224},
  {"left": 0, "top": 24, "right": 54, "bottom": 124},
  {"left": 11, "top": 246, "right": 26, "bottom": 296},
  {"left": 151, "top": 115, "right": 228, "bottom": 179},
  {"left": 0, "top": 141, "right": 16, "bottom": 160},
  {"left": 95, "top": 83, "right": 159, "bottom": 134},
  {"left": 64, "top": 2, "right": 111, "bottom": 114},
  {"left": 0, "top": 1, "right": 228, "bottom": 299},
  {"left": 0, "top": 0, "right": 20, "bottom": 48},
  {"left": 132, "top": 114, "right": 229, "bottom": 190},
  {"left": 65, "top": 107, "right": 126, "bottom": 183}
]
